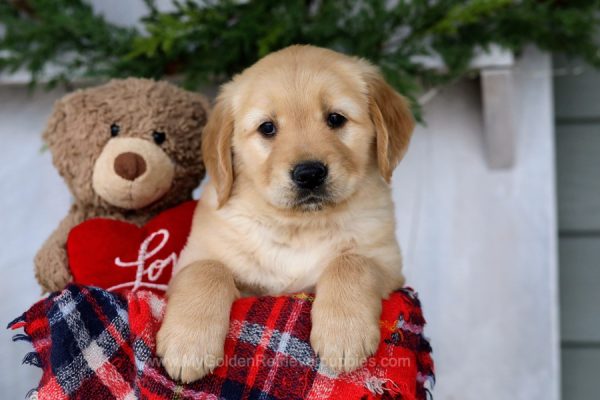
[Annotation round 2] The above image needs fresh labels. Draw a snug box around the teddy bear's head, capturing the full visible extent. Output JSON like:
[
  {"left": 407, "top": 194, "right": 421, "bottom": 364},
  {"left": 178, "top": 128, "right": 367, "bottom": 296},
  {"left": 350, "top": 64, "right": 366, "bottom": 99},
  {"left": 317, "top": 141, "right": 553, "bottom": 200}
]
[{"left": 44, "top": 78, "right": 208, "bottom": 212}]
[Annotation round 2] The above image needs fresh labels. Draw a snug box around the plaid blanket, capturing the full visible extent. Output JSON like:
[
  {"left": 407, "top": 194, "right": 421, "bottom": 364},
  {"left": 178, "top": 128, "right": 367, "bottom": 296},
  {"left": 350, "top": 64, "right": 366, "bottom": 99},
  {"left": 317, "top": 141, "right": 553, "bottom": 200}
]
[{"left": 9, "top": 285, "right": 434, "bottom": 400}]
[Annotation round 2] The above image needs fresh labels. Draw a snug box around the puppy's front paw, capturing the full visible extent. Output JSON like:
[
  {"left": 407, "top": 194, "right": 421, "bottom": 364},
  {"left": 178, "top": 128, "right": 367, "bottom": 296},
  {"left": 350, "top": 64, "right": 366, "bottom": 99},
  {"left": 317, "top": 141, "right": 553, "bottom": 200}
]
[
  {"left": 156, "top": 316, "right": 227, "bottom": 383},
  {"left": 310, "top": 303, "right": 380, "bottom": 373}
]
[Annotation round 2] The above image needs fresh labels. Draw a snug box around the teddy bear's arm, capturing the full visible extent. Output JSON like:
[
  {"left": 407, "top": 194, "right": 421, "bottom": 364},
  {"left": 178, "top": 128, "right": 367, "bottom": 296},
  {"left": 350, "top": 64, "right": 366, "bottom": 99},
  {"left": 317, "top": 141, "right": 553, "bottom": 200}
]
[{"left": 34, "top": 211, "right": 84, "bottom": 293}]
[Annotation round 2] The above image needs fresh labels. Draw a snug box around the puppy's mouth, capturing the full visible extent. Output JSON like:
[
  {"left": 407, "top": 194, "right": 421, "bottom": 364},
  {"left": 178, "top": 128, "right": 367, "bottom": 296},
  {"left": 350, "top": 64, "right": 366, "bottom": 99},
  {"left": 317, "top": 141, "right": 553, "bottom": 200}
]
[{"left": 291, "top": 188, "right": 333, "bottom": 212}]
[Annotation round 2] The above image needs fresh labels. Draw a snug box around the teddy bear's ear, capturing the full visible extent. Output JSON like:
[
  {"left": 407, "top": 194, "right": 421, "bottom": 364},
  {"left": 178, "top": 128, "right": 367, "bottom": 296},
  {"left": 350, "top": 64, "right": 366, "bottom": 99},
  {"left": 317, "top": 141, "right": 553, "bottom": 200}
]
[
  {"left": 189, "top": 93, "right": 211, "bottom": 125},
  {"left": 42, "top": 91, "right": 87, "bottom": 178},
  {"left": 202, "top": 89, "right": 235, "bottom": 208},
  {"left": 43, "top": 98, "right": 68, "bottom": 149}
]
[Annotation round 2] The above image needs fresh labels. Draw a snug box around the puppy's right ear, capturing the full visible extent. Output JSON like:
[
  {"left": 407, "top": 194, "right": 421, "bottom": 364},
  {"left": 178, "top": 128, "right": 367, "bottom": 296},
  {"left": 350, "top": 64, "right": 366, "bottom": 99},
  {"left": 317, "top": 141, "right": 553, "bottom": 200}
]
[{"left": 202, "top": 92, "right": 235, "bottom": 207}]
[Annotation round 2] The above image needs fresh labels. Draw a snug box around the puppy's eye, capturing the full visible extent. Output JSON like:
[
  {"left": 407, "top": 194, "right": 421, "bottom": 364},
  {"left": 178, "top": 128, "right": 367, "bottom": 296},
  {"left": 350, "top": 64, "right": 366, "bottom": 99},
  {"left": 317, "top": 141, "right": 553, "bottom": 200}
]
[
  {"left": 110, "top": 123, "right": 120, "bottom": 137},
  {"left": 152, "top": 131, "right": 167, "bottom": 145},
  {"left": 258, "top": 121, "right": 276, "bottom": 137},
  {"left": 326, "top": 113, "right": 346, "bottom": 129}
]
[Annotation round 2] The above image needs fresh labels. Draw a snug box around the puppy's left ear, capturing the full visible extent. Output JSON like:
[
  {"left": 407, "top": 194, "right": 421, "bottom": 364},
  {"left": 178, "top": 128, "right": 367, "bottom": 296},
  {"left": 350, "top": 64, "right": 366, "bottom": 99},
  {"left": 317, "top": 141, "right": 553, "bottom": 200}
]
[{"left": 367, "top": 71, "right": 415, "bottom": 183}]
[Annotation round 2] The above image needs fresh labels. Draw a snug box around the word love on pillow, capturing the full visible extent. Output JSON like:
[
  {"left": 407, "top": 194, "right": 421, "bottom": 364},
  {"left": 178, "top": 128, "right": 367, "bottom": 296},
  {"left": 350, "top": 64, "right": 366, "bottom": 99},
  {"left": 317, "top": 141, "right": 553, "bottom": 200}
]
[{"left": 67, "top": 201, "right": 196, "bottom": 293}]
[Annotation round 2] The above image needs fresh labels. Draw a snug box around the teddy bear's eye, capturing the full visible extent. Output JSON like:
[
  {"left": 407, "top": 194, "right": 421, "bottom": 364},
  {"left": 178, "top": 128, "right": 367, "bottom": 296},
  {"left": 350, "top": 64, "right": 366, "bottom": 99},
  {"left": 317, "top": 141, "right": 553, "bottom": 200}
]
[
  {"left": 152, "top": 131, "right": 166, "bottom": 145},
  {"left": 110, "top": 123, "right": 120, "bottom": 137}
]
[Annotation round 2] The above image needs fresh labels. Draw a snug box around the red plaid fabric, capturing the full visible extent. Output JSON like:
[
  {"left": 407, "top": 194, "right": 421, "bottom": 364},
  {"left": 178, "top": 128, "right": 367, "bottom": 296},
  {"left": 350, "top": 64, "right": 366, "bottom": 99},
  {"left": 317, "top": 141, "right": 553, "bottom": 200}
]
[{"left": 9, "top": 285, "right": 434, "bottom": 400}]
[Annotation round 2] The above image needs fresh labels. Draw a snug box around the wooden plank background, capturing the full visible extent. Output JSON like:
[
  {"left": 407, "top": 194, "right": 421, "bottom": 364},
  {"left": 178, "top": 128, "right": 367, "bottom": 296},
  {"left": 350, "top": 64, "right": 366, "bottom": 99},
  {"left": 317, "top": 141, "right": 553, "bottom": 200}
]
[
  {"left": 556, "top": 124, "right": 600, "bottom": 232},
  {"left": 554, "top": 54, "right": 600, "bottom": 121},
  {"left": 562, "top": 348, "right": 600, "bottom": 399},
  {"left": 554, "top": 53, "right": 600, "bottom": 399},
  {"left": 559, "top": 238, "right": 600, "bottom": 342}
]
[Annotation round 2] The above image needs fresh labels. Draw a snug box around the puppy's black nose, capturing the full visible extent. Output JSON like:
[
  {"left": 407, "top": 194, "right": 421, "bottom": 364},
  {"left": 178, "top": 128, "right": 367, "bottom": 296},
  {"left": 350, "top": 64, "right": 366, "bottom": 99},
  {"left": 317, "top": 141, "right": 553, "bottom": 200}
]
[{"left": 291, "top": 161, "right": 328, "bottom": 190}]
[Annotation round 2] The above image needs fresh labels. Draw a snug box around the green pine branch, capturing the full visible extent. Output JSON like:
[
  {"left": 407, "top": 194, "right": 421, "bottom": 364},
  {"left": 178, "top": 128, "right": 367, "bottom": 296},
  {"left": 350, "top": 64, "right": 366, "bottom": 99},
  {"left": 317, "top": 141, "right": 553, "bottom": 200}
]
[{"left": 1, "top": 0, "right": 599, "bottom": 115}]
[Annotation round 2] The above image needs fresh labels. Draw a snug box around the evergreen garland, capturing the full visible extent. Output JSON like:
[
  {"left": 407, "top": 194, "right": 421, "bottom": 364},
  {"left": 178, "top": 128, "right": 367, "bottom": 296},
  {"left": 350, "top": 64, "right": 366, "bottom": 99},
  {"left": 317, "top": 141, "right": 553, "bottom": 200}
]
[{"left": 1, "top": 0, "right": 599, "bottom": 112}]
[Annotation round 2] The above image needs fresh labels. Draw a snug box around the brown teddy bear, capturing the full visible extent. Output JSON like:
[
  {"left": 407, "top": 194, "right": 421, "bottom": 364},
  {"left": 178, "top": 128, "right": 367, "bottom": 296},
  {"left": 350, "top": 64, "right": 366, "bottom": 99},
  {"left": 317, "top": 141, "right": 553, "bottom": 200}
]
[{"left": 35, "top": 78, "right": 209, "bottom": 293}]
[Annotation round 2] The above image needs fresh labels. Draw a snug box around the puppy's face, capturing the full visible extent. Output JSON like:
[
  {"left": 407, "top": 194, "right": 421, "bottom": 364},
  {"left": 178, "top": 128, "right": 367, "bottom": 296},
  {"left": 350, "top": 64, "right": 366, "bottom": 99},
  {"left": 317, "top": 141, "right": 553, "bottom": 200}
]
[
  {"left": 231, "top": 62, "right": 375, "bottom": 212},
  {"left": 203, "top": 46, "right": 414, "bottom": 212}
]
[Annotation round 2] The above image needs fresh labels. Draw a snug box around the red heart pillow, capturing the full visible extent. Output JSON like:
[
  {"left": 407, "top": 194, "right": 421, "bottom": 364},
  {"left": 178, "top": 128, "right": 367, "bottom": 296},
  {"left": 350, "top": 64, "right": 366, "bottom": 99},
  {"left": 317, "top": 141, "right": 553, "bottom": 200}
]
[{"left": 67, "top": 201, "right": 196, "bottom": 293}]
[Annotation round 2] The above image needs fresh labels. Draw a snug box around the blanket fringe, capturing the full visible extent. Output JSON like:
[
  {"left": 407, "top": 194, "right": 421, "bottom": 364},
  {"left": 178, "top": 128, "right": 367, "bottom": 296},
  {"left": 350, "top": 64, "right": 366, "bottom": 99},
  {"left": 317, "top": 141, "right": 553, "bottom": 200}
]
[
  {"left": 10, "top": 313, "right": 41, "bottom": 398},
  {"left": 22, "top": 352, "right": 42, "bottom": 368},
  {"left": 7, "top": 314, "right": 25, "bottom": 329},
  {"left": 12, "top": 333, "right": 32, "bottom": 343},
  {"left": 425, "top": 388, "right": 434, "bottom": 400},
  {"left": 364, "top": 376, "right": 403, "bottom": 396}
]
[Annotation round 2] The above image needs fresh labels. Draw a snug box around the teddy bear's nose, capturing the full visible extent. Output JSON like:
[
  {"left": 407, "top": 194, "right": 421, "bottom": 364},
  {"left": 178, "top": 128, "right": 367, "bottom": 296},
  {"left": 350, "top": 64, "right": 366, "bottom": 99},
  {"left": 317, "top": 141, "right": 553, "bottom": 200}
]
[{"left": 114, "top": 152, "right": 147, "bottom": 181}]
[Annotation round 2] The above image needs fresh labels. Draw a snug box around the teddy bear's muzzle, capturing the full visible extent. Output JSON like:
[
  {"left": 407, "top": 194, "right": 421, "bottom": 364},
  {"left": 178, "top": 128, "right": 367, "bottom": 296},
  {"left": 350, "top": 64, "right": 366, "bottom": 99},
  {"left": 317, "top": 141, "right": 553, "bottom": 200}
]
[{"left": 92, "top": 137, "right": 175, "bottom": 210}]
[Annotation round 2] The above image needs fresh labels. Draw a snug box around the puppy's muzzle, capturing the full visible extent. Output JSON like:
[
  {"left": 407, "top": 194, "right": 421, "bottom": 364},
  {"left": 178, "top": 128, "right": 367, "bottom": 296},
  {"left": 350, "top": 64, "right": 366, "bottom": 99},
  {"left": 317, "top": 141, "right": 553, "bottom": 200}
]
[{"left": 291, "top": 161, "right": 328, "bottom": 190}]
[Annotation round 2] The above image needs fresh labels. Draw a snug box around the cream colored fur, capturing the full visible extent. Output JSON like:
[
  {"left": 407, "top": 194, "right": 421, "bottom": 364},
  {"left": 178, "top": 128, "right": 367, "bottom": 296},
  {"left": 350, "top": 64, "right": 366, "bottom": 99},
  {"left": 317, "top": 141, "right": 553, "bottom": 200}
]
[{"left": 157, "top": 45, "right": 414, "bottom": 383}]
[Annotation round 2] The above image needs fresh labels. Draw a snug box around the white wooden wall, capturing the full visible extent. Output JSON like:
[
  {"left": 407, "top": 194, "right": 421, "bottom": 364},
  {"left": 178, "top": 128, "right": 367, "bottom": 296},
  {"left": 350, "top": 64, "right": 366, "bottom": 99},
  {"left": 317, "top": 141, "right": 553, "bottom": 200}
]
[
  {"left": 0, "top": 48, "right": 559, "bottom": 399},
  {"left": 0, "top": 87, "right": 68, "bottom": 397},
  {"left": 393, "top": 48, "right": 559, "bottom": 400}
]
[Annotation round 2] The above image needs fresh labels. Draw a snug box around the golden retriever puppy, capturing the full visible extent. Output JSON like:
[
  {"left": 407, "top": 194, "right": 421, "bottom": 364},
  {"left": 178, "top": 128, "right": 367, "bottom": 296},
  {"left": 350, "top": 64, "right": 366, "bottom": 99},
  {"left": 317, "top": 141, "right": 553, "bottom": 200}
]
[{"left": 157, "top": 45, "right": 415, "bottom": 383}]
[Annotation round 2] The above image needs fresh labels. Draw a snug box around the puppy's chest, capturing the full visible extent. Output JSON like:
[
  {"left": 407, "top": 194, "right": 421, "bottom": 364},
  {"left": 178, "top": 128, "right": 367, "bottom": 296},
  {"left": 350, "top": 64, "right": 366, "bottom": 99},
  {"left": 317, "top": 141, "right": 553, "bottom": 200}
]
[{"left": 228, "top": 222, "right": 354, "bottom": 294}]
